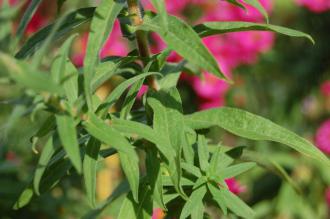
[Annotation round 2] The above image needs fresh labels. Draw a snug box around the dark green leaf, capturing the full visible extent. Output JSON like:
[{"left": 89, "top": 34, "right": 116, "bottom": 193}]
[
  {"left": 16, "top": 0, "right": 42, "bottom": 41},
  {"left": 16, "top": 7, "right": 95, "bottom": 59}
]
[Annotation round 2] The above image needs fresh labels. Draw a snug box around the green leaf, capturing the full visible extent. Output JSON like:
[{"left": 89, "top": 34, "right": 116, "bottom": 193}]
[
  {"left": 180, "top": 185, "right": 207, "bottom": 219},
  {"left": 118, "top": 184, "right": 153, "bottom": 219},
  {"left": 16, "top": 7, "right": 95, "bottom": 59},
  {"left": 191, "top": 200, "right": 205, "bottom": 219},
  {"left": 146, "top": 148, "right": 166, "bottom": 210},
  {"left": 221, "top": 188, "right": 254, "bottom": 218},
  {"left": 51, "top": 34, "right": 79, "bottom": 103},
  {"left": 13, "top": 187, "right": 34, "bottom": 210},
  {"left": 147, "top": 89, "right": 187, "bottom": 198},
  {"left": 83, "top": 137, "right": 101, "bottom": 208},
  {"left": 185, "top": 107, "right": 330, "bottom": 167},
  {"left": 139, "top": 15, "right": 229, "bottom": 81},
  {"left": 111, "top": 118, "right": 176, "bottom": 159},
  {"left": 83, "top": 113, "right": 139, "bottom": 202},
  {"left": 56, "top": 114, "right": 82, "bottom": 173},
  {"left": 34, "top": 136, "right": 57, "bottom": 195},
  {"left": 32, "top": 12, "right": 73, "bottom": 69},
  {"left": 222, "top": 162, "right": 256, "bottom": 179},
  {"left": 16, "top": 0, "right": 42, "bottom": 41},
  {"left": 83, "top": 180, "right": 131, "bottom": 219},
  {"left": 194, "top": 21, "right": 314, "bottom": 44},
  {"left": 242, "top": 0, "right": 269, "bottom": 23},
  {"left": 197, "top": 135, "right": 209, "bottom": 172},
  {"left": 120, "top": 61, "right": 152, "bottom": 119},
  {"left": 0, "top": 53, "right": 63, "bottom": 94},
  {"left": 150, "top": 0, "right": 168, "bottom": 29},
  {"left": 208, "top": 183, "right": 227, "bottom": 215},
  {"left": 224, "top": 0, "right": 246, "bottom": 10},
  {"left": 83, "top": 0, "right": 125, "bottom": 110},
  {"left": 96, "top": 72, "right": 161, "bottom": 115},
  {"left": 91, "top": 56, "right": 138, "bottom": 92}
]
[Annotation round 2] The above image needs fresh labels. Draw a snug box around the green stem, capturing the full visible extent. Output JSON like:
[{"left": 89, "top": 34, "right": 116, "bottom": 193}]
[{"left": 126, "top": 0, "right": 159, "bottom": 90}]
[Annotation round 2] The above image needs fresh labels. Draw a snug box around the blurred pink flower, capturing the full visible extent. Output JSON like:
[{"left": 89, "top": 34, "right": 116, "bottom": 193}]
[
  {"left": 152, "top": 208, "right": 165, "bottom": 219},
  {"left": 225, "top": 178, "right": 246, "bottom": 194},
  {"left": 137, "top": 85, "right": 148, "bottom": 99},
  {"left": 321, "top": 80, "right": 330, "bottom": 97},
  {"left": 198, "top": 97, "right": 225, "bottom": 110},
  {"left": 295, "top": 0, "right": 330, "bottom": 13},
  {"left": 192, "top": 72, "right": 229, "bottom": 100},
  {"left": 315, "top": 119, "right": 330, "bottom": 155},
  {"left": 326, "top": 187, "right": 330, "bottom": 207},
  {"left": 72, "top": 21, "right": 128, "bottom": 67}
]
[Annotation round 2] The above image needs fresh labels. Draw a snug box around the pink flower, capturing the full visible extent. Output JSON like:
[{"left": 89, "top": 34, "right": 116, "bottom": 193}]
[
  {"left": 198, "top": 97, "right": 225, "bottom": 110},
  {"left": 72, "top": 21, "right": 128, "bottom": 67},
  {"left": 225, "top": 178, "right": 246, "bottom": 194},
  {"left": 295, "top": 0, "right": 330, "bottom": 13},
  {"left": 315, "top": 119, "right": 330, "bottom": 155},
  {"left": 137, "top": 85, "right": 148, "bottom": 99},
  {"left": 321, "top": 80, "right": 330, "bottom": 97},
  {"left": 152, "top": 208, "right": 165, "bottom": 219},
  {"left": 326, "top": 187, "right": 330, "bottom": 207}
]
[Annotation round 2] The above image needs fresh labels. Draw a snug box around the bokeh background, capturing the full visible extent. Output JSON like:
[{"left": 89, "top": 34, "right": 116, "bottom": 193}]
[{"left": 0, "top": 0, "right": 330, "bottom": 218}]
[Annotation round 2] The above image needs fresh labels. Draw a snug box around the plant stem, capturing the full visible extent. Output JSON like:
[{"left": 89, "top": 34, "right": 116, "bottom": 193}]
[{"left": 126, "top": 0, "right": 159, "bottom": 90}]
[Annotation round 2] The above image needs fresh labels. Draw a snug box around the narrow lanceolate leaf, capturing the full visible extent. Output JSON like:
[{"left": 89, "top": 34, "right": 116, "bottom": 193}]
[
  {"left": 83, "top": 0, "right": 125, "bottom": 110},
  {"left": 224, "top": 0, "right": 246, "bottom": 10},
  {"left": 83, "top": 137, "right": 101, "bottom": 208},
  {"left": 139, "top": 15, "right": 229, "bottom": 81},
  {"left": 0, "top": 53, "right": 62, "bottom": 94},
  {"left": 111, "top": 118, "right": 176, "bottom": 159},
  {"left": 13, "top": 187, "right": 34, "bottom": 210},
  {"left": 96, "top": 72, "right": 161, "bottom": 114},
  {"left": 180, "top": 185, "right": 207, "bottom": 219},
  {"left": 150, "top": 0, "right": 168, "bottom": 29},
  {"left": 222, "top": 162, "right": 256, "bottom": 179},
  {"left": 51, "top": 34, "right": 79, "bottom": 103},
  {"left": 83, "top": 113, "right": 139, "bottom": 201},
  {"left": 194, "top": 21, "right": 314, "bottom": 44},
  {"left": 56, "top": 114, "right": 82, "bottom": 173},
  {"left": 197, "top": 135, "right": 210, "bottom": 172},
  {"left": 208, "top": 183, "right": 227, "bottom": 215},
  {"left": 221, "top": 188, "right": 254, "bottom": 218},
  {"left": 184, "top": 107, "right": 330, "bottom": 167},
  {"left": 16, "top": 0, "right": 42, "bottom": 41},
  {"left": 242, "top": 0, "right": 269, "bottom": 23},
  {"left": 16, "top": 7, "right": 95, "bottom": 59},
  {"left": 34, "top": 136, "right": 57, "bottom": 195}
]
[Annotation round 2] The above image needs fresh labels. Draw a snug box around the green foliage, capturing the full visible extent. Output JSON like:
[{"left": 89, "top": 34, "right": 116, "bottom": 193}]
[{"left": 2, "top": 0, "right": 328, "bottom": 219}]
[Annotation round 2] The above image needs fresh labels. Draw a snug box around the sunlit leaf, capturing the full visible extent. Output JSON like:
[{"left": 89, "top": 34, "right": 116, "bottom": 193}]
[
  {"left": 194, "top": 21, "right": 314, "bottom": 44},
  {"left": 185, "top": 107, "right": 330, "bottom": 167}
]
